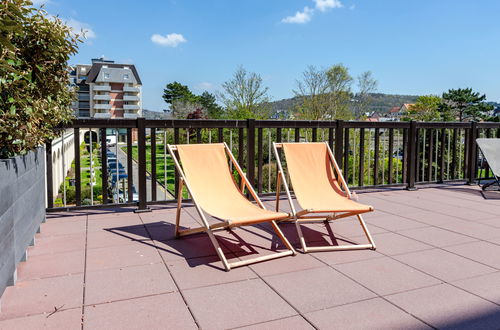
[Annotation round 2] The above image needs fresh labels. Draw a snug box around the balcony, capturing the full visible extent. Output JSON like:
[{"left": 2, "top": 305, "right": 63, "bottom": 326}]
[
  {"left": 93, "top": 85, "right": 111, "bottom": 92},
  {"left": 2, "top": 185, "right": 500, "bottom": 328},
  {"left": 93, "top": 112, "right": 111, "bottom": 118},
  {"left": 2, "top": 118, "right": 500, "bottom": 328},
  {"left": 93, "top": 103, "right": 111, "bottom": 110},
  {"left": 123, "top": 86, "right": 140, "bottom": 93},
  {"left": 93, "top": 94, "right": 111, "bottom": 101},
  {"left": 123, "top": 104, "right": 140, "bottom": 110},
  {"left": 123, "top": 95, "right": 140, "bottom": 101},
  {"left": 123, "top": 112, "right": 139, "bottom": 118}
]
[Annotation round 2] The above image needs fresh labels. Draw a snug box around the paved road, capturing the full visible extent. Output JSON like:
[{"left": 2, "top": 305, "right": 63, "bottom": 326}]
[{"left": 115, "top": 143, "right": 173, "bottom": 202}]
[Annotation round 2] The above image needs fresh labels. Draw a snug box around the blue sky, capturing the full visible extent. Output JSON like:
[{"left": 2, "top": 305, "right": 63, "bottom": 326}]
[{"left": 38, "top": 0, "right": 500, "bottom": 110}]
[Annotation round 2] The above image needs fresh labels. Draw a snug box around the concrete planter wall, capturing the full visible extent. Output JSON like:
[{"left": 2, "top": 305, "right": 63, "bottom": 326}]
[{"left": 0, "top": 147, "right": 46, "bottom": 297}]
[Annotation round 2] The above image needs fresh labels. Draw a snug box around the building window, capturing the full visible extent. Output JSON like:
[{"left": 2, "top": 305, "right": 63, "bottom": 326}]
[
  {"left": 104, "top": 73, "right": 110, "bottom": 79},
  {"left": 124, "top": 74, "right": 129, "bottom": 80}
]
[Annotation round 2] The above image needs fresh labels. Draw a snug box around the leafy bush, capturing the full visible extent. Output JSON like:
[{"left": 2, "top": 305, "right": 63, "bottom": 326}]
[{"left": 0, "top": 0, "right": 81, "bottom": 158}]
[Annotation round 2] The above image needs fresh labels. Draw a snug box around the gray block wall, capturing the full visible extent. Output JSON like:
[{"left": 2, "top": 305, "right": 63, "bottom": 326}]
[{"left": 0, "top": 147, "right": 46, "bottom": 297}]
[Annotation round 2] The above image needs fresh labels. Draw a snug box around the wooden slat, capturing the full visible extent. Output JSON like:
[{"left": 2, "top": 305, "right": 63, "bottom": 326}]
[
  {"left": 100, "top": 128, "right": 108, "bottom": 204},
  {"left": 218, "top": 127, "right": 223, "bottom": 143},
  {"left": 374, "top": 128, "right": 380, "bottom": 185},
  {"left": 238, "top": 127, "right": 244, "bottom": 167},
  {"left": 257, "top": 128, "right": 263, "bottom": 194},
  {"left": 359, "top": 128, "right": 365, "bottom": 187},
  {"left": 427, "top": 129, "right": 434, "bottom": 182},
  {"left": 295, "top": 128, "right": 300, "bottom": 142},
  {"left": 127, "top": 128, "right": 133, "bottom": 203},
  {"left": 151, "top": 128, "right": 157, "bottom": 201},
  {"left": 74, "top": 128, "right": 81, "bottom": 206},
  {"left": 451, "top": 128, "right": 457, "bottom": 179},
  {"left": 439, "top": 128, "right": 446, "bottom": 182},
  {"left": 343, "top": 128, "right": 350, "bottom": 175},
  {"left": 312, "top": 128, "right": 317, "bottom": 142},
  {"left": 388, "top": 128, "right": 394, "bottom": 184},
  {"left": 173, "top": 128, "right": 180, "bottom": 198}
]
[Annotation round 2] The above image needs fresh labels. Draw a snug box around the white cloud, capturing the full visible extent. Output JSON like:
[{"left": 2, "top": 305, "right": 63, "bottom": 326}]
[
  {"left": 151, "top": 33, "right": 186, "bottom": 47},
  {"left": 66, "top": 18, "right": 96, "bottom": 39},
  {"left": 314, "top": 0, "right": 343, "bottom": 12},
  {"left": 282, "top": 6, "right": 313, "bottom": 24}
]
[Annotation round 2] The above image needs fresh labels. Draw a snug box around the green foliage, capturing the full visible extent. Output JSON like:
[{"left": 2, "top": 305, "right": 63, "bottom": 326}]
[
  {"left": 0, "top": 0, "right": 80, "bottom": 158},
  {"left": 199, "top": 91, "right": 224, "bottom": 119},
  {"left": 402, "top": 95, "right": 442, "bottom": 121},
  {"left": 439, "top": 88, "right": 493, "bottom": 122},
  {"left": 162, "top": 81, "right": 197, "bottom": 105},
  {"left": 219, "top": 66, "right": 271, "bottom": 119}
]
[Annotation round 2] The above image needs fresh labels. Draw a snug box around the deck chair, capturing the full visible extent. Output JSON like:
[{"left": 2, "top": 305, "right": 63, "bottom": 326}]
[
  {"left": 476, "top": 138, "right": 500, "bottom": 190},
  {"left": 273, "top": 142, "right": 376, "bottom": 253},
  {"left": 167, "top": 143, "right": 296, "bottom": 271}
]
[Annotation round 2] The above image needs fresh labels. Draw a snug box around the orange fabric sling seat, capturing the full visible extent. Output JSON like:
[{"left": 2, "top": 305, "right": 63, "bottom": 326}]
[
  {"left": 282, "top": 143, "right": 373, "bottom": 214},
  {"left": 169, "top": 142, "right": 296, "bottom": 271},
  {"left": 274, "top": 142, "right": 376, "bottom": 253},
  {"left": 176, "top": 144, "right": 289, "bottom": 225}
]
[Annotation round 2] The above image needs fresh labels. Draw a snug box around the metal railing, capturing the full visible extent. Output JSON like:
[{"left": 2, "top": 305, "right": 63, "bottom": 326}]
[{"left": 45, "top": 118, "right": 500, "bottom": 212}]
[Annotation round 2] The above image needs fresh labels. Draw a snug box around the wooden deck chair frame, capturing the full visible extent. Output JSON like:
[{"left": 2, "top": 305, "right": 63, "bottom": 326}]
[
  {"left": 476, "top": 139, "right": 500, "bottom": 191},
  {"left": 167, "top": 142, "right": 296, "bottom": 271},
  {"left": 273, "top": 142, "right": 376, "bottom": 253}
]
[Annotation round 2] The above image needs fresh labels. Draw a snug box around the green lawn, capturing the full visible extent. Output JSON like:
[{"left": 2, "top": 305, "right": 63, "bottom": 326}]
[{"left": 123, "top": 144, "right": 187, "bottom": 198}]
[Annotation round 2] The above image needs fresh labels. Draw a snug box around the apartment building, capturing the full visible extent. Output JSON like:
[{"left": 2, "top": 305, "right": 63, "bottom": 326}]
[{"left": 70, "top": 58, "right": 142, "bottom": 118}]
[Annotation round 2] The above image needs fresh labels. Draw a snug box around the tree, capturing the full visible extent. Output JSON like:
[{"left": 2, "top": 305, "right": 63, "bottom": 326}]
[
  {"left": 354, "top": 71, "right": 378, "bottom": 119},
  {"left": 293, "top": 66, "right": 330, "bottom": 120},
  {"left": 219, "top": 66, "right": 271, "bottom": 119},
  {"left": 439, "top": 88, "right": 493, "bottom": 122},
  {"left": 403, "top": 95, "right": 442, "bottom": 121},
  {"left": 1, "top": 0, "right": 80, "bottom": 158},
  {"left": 162, "top": 81, "right": 197, "bottom": 106},
  {"left": 325, "top": 64, "right": 354, "bottom": 120},
  {"left": 199, "top": 91, "right": 223, "bottom": 119}
]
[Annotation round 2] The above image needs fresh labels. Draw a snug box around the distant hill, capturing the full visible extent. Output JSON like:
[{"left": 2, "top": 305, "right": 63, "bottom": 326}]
[
  {"left": 269, "top": 93, "right": 420, "bottom": 116},
  {"left": 142, "top": 109, "right": 171, "bottom": 119}
]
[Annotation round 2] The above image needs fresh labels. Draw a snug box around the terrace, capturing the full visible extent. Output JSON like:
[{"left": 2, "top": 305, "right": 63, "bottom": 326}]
[
  {"left": 1, "top": 119, "right": 500, "bottom": 329},
  {"left": 1, "top": 185, "right": 500, "bottom": 329}
]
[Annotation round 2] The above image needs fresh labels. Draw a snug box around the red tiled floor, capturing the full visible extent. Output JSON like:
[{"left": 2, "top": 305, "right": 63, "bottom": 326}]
[
  {"left": 0, "top": 274, "right": 83, "bottom": 320},
  {"left": 305, "top": 297, "right": 431, "bottom": 329},
  {"left": 83, "top": 292, "right": 196, "bottom": 330},
  {"left": 334, "top": 256, "right": 441, "bottom": 295},
  {"left": 182, "top": 279, "right": 297, "bottom": 329},
  {"left": 0, "top": 307, "right": 82, "bottom": 330},
  {"left": 2, "top": 185, "right": 500, "bottom": 329},
  {"left": 385, "top": 284, "right": 500, "bottom": 329},
  {"left": 84, "top": 263, "right": 177, "bottom": 305},
  {"left": 264, "top": 266, "right": 376, "bottom": 313},
  {"left": 394, "top": 249, "right": 496, "bottom": 281}
]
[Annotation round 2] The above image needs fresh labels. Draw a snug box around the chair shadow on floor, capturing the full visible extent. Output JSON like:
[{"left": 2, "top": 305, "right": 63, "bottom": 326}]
[{"left": 104, "top": 220, "right": 357, "bottom": 270}]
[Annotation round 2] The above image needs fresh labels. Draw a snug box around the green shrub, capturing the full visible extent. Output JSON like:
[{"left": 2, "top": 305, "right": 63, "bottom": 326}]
[{"left": 0, "top": 0, "right": 81, "bottom": 158}]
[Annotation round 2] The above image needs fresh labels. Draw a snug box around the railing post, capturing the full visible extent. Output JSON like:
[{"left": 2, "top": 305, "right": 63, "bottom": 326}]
[
  {"left": 45, "top": 141, "right": 53, "bottom": 208},
  {"left": 74, "top": 128, "right": 81, "bottom": 206},
  {"left": 246, "top": 119, "right": 256, "bottom": 190},
  {"left": 335, "top": 120, "right": 344, "bottom": 168},
  {"left": 406, "top": 120, "right": 417, "bottom": 190},
  {"left": 467, "top": 121, "right": 477, "bottom": 185},
  {"left": 135, "top": 117, "right": 150, "bottom": 212}
]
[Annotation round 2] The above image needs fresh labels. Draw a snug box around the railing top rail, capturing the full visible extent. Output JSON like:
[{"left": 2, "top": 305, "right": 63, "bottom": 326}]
[
  {"left": 145, "top": 119, "right": 246, "bottom": 128},
  {"left": 415, "top": 122, "right": 470, "bottom": 129},
  {"left": 343, "top": 121, "right": 410, "bottom": 129},
  {"left": 70, "top": 118, "right": 137, "bottom": 128},
  {"left": 255, "top": 120, "right": 337, "bottom": 128},
  {"left": 477, "top": 122, "right": 500, "bottom": 129}
]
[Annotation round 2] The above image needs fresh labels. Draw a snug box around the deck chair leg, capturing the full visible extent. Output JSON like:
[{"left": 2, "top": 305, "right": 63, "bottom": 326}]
[
  {"left": 356, "top": 214, "right": 376, "bottom": 250},
  {"left": 175, "top": 179, "right": 184, "bottom": 238},
  {"left": 270, "top": 220, "right": 296, "bottom": 255},
  {"left": 206, "top": 229, "right": 231, "bottom": 271},
  {"left": 295, "top": 220, "right": 308, "bottom": 252}
]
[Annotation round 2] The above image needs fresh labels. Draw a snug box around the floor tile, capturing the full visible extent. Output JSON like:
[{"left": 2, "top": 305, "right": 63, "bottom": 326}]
[
  {"left": 394, "top": 249, "right": 496, "bottom": 282},
  {"left": 28, "top": 233, "right": 86, "bottom": 257},
  {"left": 398, "top": 226, "right": 477, "bottom": 248},
  {"left": 166, "top": 256, "right": 257, "bottom": 290},
  {"left": 236, "top": 315, "right": 314, "bottom": 330},
  {"left": 366, "top": 232, "right": 433, "bottom": 256},
  {"left": 0, "top": 307, "right": 82, "bottom": 330},
  {"left": 0, "top": 274, "right": 83, "bottom": 320},
  {"left": 84, "top": 263, "right": 176, "bottom": 305},
  {"left": 386, "top": 284, "right": 500, "bottom": 330},
  {"left": 335, "top": 257, "right": 441, "bottom": 295},
  {"left": 444, "top": 241, "right": 500, "bottom": 269},
  {"left": 264, "top": 267, "right": 375, "bottom": 313},
  {"left": 182, "top": 278, "right": 296, "bottom": 329},
  {"left": 17, "top": 250, "right": 85, "bottom": 281},
  {"left": 306, "top": 297, "right": 431, "bottom": 330},
  {"left": 86, "top": 243, "right": 163, "bottom": 272},
  {"left": 365, "top": 213, "right": 429, "bottom": 232},
  {"left": 249, "top": 253, "right": 324, "bottom": 277},
  {"left": 83, "top": 292, "right": 196, "bottom": 330},
  {"left": 452, "top": 272, "right": 500, "bottom": 305}
]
